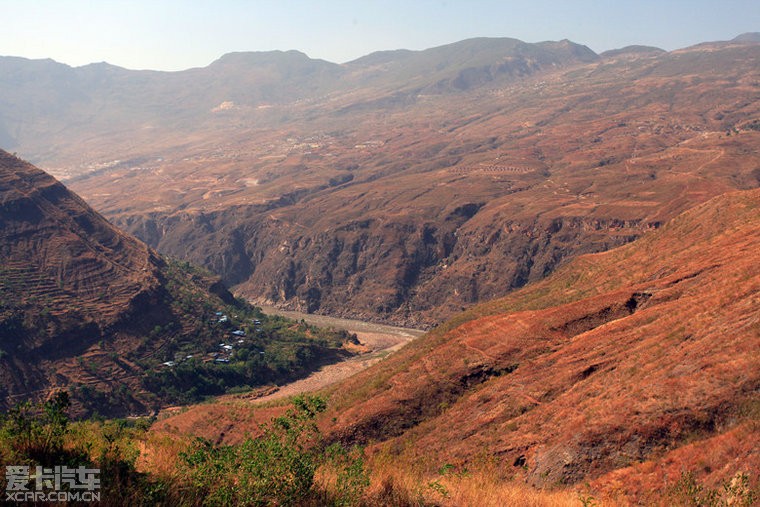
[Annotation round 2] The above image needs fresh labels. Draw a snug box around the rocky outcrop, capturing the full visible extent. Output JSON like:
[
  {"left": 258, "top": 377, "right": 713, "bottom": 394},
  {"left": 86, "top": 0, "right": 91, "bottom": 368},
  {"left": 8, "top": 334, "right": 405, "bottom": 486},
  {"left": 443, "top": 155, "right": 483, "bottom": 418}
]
[{"left": 114, "top": 204, "right": 659, "bottom": 328}]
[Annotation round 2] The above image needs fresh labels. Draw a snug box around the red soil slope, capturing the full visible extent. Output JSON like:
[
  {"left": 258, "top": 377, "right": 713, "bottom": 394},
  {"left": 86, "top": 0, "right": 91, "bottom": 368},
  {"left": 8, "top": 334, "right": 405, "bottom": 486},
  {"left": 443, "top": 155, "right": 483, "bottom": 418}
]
[{"left": 325, "top": 188, "right": 760, "bottom": 489}]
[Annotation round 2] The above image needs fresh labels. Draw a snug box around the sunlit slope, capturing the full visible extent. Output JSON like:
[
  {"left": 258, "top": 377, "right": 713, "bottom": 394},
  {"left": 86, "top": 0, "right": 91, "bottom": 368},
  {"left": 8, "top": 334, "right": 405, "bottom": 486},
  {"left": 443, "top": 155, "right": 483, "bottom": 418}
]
[{"left": 326, "top": 188, "right": 760, "bottom": 486}]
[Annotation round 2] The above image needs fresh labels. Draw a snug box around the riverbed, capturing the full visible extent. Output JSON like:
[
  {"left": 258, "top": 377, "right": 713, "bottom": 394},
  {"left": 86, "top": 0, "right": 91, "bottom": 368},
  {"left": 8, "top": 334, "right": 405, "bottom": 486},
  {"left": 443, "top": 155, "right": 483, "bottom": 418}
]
[{"left": 248, "top": 305, "right": 427, "bottom": 402}]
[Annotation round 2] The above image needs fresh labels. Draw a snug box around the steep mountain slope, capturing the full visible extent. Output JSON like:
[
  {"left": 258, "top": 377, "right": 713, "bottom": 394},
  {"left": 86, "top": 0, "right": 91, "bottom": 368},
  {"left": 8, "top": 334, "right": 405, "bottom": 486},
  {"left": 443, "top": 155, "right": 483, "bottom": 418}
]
[
  {"left": 0, "top": 151, "right": 159, "bottom": 324},
  {"left": 83, "top": 39, "right": 760, "bottom": 328},
  {"left": 0, "top": 151, "right": 351, "bottom": 416},
  {"left": 3, "top": 36, "right": 760, "bottom": 329},
  {"left": 324, "top": 188, "right": 759, "bottom": 492},
  {"left": 0, "top": 150, "right": 166, "bottom": 407}
]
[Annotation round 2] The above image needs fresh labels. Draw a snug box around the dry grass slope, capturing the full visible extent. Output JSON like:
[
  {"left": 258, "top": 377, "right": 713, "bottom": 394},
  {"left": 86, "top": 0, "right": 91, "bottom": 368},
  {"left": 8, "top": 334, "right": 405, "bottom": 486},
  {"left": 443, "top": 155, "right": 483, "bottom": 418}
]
[
  {"left": 324, "top": 188, "right": 760, "bottom": 498},
  {"left": 135, "top": 189, "right": 759, "bottom": 504}
]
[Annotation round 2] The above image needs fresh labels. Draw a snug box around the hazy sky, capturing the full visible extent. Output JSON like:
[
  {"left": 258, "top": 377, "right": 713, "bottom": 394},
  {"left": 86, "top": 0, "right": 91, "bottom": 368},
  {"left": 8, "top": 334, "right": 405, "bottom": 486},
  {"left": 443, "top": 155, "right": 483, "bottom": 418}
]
[{"left": 2, "top": 0, "right": 759, "bottom": 70}]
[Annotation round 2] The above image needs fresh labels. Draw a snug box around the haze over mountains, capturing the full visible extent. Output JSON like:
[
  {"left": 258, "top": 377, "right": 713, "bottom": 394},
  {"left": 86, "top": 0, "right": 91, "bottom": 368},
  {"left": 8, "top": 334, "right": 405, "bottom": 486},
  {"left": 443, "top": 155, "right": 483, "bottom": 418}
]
[
  {"left": 0, "top": 29, "right": 759, "bottom": 504},
  {"left": 0, "top": 37, "right": 600, "bottom": 173},
  {"left": 1, "top": 34, "right": 759, "bottom": 329}
]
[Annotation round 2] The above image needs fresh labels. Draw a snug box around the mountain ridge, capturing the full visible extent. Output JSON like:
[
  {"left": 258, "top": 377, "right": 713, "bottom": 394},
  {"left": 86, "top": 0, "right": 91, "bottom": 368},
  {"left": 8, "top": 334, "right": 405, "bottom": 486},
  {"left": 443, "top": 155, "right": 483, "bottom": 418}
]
[
  {"left": 2, "top": 34, "right": 759, "bottom": 328},
  {"left": 4, "top": 31, "right": 757, "bottom": 74},
  {"left": 0, "top": 150, "right": 353, "bottom": 416}
]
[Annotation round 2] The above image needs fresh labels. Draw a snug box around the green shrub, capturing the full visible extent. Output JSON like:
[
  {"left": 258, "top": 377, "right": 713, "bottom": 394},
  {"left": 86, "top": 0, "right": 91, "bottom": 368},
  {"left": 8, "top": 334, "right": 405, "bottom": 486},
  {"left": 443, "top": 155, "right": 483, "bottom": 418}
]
[
  {"left": 178, "top": 394, "right": 329, "bottom": 505},
  {"left": 0, "top": 391, "right": 73, "bottom": 465},
  {"left": 323, "top": 443, "right": 371, "bottom": 507},
  {"left": 667, "top": 470, "right": 757, "bottom": 507},
  {"left": 0, "top": 393, "right": 168, "bottom": 505}
]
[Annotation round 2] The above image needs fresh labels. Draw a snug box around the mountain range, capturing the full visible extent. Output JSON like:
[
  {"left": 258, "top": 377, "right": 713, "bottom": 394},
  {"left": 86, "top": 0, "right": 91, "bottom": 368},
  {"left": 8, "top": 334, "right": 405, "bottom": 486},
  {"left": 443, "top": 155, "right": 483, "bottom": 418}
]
[
  {"left": 0, "top": 31, "right": 758, "bottom": 503},
  {"left": 1, "top": 34, "right": 759, "bottom": 329}
]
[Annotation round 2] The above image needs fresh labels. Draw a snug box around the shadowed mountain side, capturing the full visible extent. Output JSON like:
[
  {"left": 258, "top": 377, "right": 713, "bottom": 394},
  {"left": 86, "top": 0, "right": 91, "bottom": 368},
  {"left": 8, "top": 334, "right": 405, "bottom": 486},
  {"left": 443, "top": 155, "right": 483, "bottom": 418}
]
[
  {"left": 0, "top": 150, "right": 166, "bottom": 411},
  {"left": 0, "top": 151, "right": 352, "bottom": 416},
  {"left": 343, "top": 37, "right": 598, "bottom": 93},
  {"left": 732, "top": 32, "right": 760, "bottom": 43},
  {"left": 0, "top": 150, "right": 162, "bottom": 333},
  {"left": 323, "top": 188, "right": 760, "bottom": 489},
  {"left": 600, "top": 45, "right": 666, "bottom": 59}
]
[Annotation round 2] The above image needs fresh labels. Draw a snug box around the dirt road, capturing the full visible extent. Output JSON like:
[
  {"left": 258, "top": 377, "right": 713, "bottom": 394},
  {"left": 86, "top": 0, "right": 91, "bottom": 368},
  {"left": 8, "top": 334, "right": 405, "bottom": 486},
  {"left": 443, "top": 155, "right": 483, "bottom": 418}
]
[{"left": 250, "top": 306, "right": 426, "bottom": 402}]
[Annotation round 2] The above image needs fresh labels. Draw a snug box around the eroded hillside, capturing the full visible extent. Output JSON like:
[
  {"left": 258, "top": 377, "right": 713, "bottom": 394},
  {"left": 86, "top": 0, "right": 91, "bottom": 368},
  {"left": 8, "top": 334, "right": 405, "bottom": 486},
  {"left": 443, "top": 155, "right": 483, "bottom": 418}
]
[
  {"left": 5, "top": 38, "right": 760, "bottom": 328},
  {"left": 323, "top": 188, "right": 759, "bottom": 494},
  {"left": 0, "top": 151, "right": 353, "bottom": 416}
]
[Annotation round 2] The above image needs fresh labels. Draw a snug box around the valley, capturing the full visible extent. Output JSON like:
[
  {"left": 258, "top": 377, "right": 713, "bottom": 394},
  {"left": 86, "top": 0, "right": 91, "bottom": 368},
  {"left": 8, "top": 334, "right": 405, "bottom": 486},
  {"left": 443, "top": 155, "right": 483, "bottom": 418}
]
[
  {"left": 235, "top": 306, "right": 423, "bottom": 402},
  {"left": 5, "top": 36, "right": 759, "bottom": 328},
  {"left": 0, "top": 150, "right": 359, "bottom": 417},
  {"left": 0, "top": 30, "right": 759, "bottom": 505},
  {"left": 147, "top": 186, "right": 759, "bottom": 503}
]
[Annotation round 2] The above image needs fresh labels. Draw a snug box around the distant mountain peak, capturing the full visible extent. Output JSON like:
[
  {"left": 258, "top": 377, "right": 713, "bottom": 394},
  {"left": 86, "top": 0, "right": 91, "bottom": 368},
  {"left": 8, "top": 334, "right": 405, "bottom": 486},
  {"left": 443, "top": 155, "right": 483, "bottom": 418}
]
[
  {"left": 211, "top": 49, "right": 328, "bottom": 66},
  {"left": 600, "top": 45, "right": 666, "bottom": 58},
  {"left": 732, "top": 32, "right": 760, "bottom": 43}
]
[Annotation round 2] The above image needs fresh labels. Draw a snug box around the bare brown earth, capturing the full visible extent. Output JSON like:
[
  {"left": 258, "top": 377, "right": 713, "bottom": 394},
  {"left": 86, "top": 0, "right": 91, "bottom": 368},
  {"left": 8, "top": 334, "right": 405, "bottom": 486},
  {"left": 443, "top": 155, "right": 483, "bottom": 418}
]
[
  {"left": 4, "top": 38, "right": 759, "bottom": 328},
  {"left": 141, "top": 188, "right": 759, "bottom": 502},
  {"left": 319, "top": 188, "right": 760, "bottom": 497},
  {"left": 80, "top": 41, "right": 760, "bottom": 328}
]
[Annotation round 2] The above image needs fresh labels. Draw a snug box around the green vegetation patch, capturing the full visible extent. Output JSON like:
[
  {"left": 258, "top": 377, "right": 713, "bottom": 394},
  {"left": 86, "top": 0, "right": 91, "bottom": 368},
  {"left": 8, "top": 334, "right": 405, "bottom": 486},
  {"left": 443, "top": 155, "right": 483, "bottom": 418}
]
[
  {"left": 0, "top": 393, "right": 371, "bottom": 506},
  {"left": 132, "top": 259, "right": 355, "bottom": 406}
]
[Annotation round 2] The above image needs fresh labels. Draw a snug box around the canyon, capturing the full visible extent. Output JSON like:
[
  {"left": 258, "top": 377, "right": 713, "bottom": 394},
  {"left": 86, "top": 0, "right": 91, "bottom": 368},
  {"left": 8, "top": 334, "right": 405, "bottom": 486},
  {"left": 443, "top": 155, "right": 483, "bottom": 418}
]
[{"left": 3, "top": 35, "right": 758, "bottom": 327}]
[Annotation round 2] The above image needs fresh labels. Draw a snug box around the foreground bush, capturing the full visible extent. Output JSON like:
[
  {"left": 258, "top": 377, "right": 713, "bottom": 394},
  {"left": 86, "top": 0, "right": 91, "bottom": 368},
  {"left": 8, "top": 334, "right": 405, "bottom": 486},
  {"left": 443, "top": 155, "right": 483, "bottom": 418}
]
[
  {"left": 177, "top": 395, "right": 333, "bottom": 505},
  {"left": 0, "top": 393, "right": 371, "bottom": 506}
]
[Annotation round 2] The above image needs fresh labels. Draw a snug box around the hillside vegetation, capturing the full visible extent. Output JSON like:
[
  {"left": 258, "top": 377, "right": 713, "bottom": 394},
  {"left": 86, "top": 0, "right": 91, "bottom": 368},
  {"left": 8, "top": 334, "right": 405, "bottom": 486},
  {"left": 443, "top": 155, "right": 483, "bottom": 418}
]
[{"left": 0, "top": 151, "right": 355, "bottom": 416}]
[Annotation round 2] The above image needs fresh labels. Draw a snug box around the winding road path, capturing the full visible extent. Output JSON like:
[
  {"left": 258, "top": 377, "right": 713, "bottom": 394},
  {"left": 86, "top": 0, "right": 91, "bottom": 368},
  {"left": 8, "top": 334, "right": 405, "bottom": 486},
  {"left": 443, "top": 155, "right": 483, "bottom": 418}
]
[{"left": 249, "top": 306, "right": 426, "bottom": 402}]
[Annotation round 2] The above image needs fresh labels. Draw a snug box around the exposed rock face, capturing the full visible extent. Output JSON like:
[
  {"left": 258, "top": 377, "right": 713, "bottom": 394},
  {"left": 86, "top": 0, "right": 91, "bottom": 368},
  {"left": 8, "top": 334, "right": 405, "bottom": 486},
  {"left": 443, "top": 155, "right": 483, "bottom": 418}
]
[
  {"left": 95, "top": 41, "right": 759, "bottom": 328},
  {"left": 115, "top": 209, "right": 655, "bottom": 328}
]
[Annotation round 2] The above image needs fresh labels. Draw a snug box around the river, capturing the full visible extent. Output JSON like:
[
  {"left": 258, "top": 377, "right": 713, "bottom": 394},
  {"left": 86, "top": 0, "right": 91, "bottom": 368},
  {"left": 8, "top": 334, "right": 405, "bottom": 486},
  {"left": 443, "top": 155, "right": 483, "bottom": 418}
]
[{"left": 249, "top": 305, "right": 427, "bottom": 402}]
